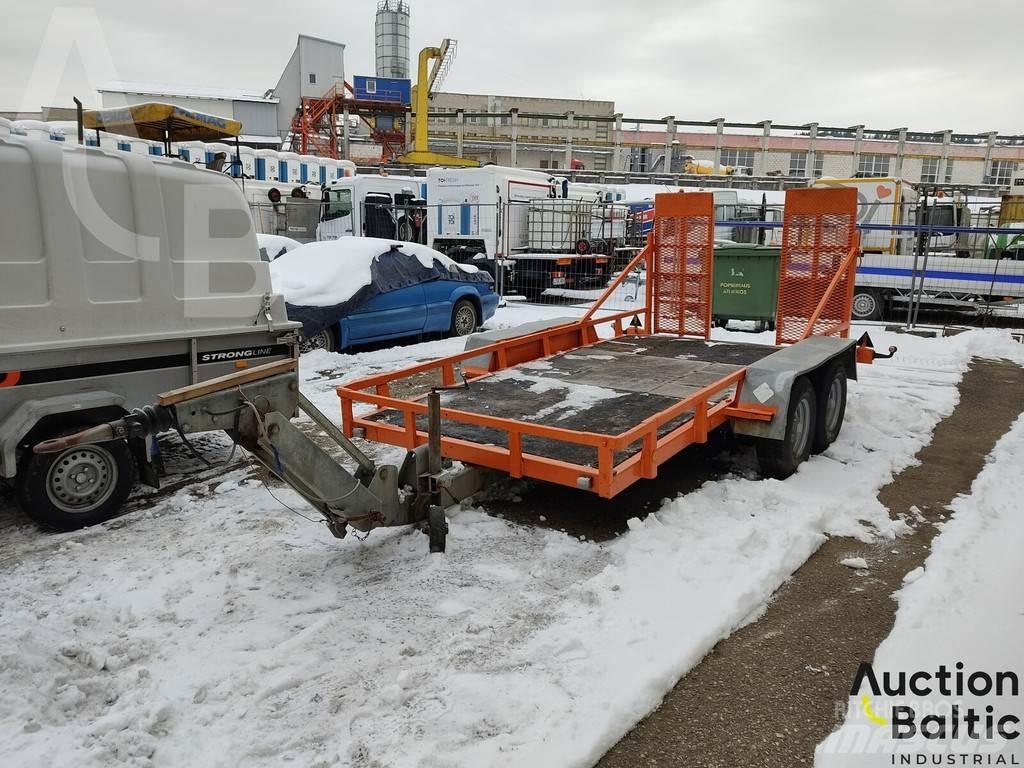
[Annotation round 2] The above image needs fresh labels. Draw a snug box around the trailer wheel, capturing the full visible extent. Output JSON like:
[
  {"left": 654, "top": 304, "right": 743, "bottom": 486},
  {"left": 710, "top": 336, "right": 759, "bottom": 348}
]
[
  {"left": 18, "top": 427, "right": 135, "bottom": 531},
  {"left": 756, "top": 376, "right": 816, "bottom": 479},
  {"left": 575, "top": 238, "right": 592, "bottom": 255},
  {"left": 428, "top": 505, "right": 448, "bottom": 553},
  {"left": 812, "top": 360, "right": 847, "bottom": 453},
  {"left": 450, "top": 299, "right": 478, "bottom": 337},
  {"left": 852, "top": 289, "right": 883, "bottom": 321}
]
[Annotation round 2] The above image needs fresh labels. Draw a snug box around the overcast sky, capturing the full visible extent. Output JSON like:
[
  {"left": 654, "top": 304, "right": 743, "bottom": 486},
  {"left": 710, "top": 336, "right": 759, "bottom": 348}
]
[{"left": 2, "top": 0, "right": 1021, "bottom": 134}]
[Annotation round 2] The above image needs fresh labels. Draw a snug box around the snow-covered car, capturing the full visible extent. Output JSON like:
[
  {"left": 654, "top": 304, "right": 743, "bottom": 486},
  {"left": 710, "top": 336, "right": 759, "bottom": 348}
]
[
  {"left": 256, "top": 233, "right": 302, "bottom": 261},
  {"left": 270, "top": 237, "right": 499, "bottom": 353}
]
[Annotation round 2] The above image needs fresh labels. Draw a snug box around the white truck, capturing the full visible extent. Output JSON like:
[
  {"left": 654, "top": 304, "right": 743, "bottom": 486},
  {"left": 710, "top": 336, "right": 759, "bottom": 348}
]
[
  {"left": 318, "top": 174, "right": 428, "bottom": 242},
  {"left": 0, "top": 131, "right": 298, "bottom": 530},
  {"left": 427, "top": 165, "right": 610, "bottom": 298},
  {"left": 812, "top": 177, "right": 1024, "bottom": 319}
]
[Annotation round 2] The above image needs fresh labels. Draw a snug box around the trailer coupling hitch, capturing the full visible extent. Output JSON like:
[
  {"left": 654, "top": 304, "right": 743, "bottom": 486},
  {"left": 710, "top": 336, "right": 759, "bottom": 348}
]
[
  {"left": 856, "top": 333, "right": 897, "bottom": 364},
  {"left": 33, "top": 405, "right": 174, "bottom": 454}
]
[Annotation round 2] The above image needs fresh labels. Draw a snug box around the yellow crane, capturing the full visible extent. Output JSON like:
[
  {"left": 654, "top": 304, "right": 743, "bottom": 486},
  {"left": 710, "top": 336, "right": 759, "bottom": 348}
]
[{"left": 398, "top": 39, "right": 478, "bottom": 167}]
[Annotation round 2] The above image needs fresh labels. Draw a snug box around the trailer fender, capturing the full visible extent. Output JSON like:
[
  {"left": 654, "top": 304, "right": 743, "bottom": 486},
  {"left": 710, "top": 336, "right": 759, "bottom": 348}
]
[
  {"left": 0, "top": 392, "right": 126, "bottom": 479},
  {"left": 732, "top": 337, "right": 857, "bottom": 441}
]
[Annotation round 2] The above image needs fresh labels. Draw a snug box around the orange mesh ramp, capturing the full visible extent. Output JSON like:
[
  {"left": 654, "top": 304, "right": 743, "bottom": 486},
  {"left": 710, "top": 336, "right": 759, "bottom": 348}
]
[
  {"left": 775, "top": 187, "right": 858, "bottom": 345},
  {"left": 651, "top": 192, "right": 714, "bottom": 338}
]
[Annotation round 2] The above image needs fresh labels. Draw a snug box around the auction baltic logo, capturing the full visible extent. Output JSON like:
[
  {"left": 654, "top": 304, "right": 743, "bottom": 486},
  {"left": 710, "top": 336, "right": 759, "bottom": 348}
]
[{"left": 851, "top": 661, "right": 1021, "bottom": 765}]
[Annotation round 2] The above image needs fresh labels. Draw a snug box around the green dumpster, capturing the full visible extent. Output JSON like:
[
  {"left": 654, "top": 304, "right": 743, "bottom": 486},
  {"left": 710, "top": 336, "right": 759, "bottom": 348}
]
[{"left": 712, "top": 243, "right": 780, "bottom": 331}]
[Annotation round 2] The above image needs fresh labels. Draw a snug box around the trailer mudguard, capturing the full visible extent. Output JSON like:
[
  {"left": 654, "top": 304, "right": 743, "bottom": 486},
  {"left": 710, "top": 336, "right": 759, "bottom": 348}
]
[
  {"left": 0, "top": 391, "right": 126, "bottom": 478},
  {"left": 732, "top": 337, "right": 858, "bottom": 441}
]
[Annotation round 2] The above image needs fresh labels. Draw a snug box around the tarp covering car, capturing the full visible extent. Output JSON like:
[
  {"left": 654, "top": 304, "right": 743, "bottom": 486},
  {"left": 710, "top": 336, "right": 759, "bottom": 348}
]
[{"left": 269, "top": 238, "right": 492, "bottom": 340}]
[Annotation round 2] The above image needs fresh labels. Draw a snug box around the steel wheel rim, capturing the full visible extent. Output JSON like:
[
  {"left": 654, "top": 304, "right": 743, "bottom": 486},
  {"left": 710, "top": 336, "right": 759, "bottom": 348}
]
[
  {"left": 790, "top": 396, "right": 812, "bottom": 456},
  {"left": 852, "top": 293, "right": 876, "bottom": 319},
  {"left": 454, "top": 305, "right": 476, "bottom": 336},
  {"left": 300, "top": 330, "right": 331, "bottom": 353},
  {"left": 46, "top": 445, "right": 117, "bottom": 514},
  {"left": 826, "top": 376, "right": 843, "bottom": 434}
]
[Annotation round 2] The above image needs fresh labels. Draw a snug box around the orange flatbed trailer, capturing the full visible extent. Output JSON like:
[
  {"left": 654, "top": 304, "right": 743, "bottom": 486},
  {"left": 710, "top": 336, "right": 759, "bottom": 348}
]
[{"left": 338, "top": 187, "right": 869, "bottom": 499}]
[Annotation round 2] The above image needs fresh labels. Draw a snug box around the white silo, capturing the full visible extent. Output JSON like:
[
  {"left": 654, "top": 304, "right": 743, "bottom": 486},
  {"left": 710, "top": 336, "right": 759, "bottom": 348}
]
[{"left": 375, "top": 0, "right": 410, "bottom": 80}]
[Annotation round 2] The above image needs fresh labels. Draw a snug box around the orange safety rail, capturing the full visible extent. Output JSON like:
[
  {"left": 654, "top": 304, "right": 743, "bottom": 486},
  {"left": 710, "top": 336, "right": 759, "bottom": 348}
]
[
  {"left": 775, "top": 187, "right": 859, "bottom": 345},
  {"left": 651, "top": 192, "right": 714, "bottom": 339},
  {"left": 337, "top": 311, "right": 774, "bottom": 499}
]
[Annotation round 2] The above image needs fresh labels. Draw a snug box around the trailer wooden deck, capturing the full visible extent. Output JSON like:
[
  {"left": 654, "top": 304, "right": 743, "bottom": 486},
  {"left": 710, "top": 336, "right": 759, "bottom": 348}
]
[{"left": 367, "top": 336, "right": 777, "bottom": 469}]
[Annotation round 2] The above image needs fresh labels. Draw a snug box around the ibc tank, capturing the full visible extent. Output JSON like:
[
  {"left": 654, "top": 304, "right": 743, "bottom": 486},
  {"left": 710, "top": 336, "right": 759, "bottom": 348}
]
[{"left": 375, "top": 0, "right": 410, "bottom": 80}]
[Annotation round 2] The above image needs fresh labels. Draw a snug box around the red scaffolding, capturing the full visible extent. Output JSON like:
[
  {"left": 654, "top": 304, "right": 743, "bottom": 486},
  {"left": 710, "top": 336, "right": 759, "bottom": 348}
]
[{"left": 288, "top": 82, "right": 408, "bottom": 161}]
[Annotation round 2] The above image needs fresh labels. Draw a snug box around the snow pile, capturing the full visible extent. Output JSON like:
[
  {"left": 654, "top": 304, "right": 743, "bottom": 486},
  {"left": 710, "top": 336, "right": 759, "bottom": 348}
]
[
  {"left": 256, "top": 234, "right": 301, "bottom": 261},
  {"left": 817, "top": 414, "right": 1024, "bottom": 766},
  {"left": 0, "top": 317, "right": 1022, "bottom": 767},
  {"left": 269, "top": 237, "right": 478, "bottom": 307}
]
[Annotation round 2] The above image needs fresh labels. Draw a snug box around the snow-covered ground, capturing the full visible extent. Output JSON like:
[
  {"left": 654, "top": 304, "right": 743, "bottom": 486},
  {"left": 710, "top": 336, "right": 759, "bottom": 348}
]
[
  {"left": 817, "top": 412, "right": 1024, "bottom": 766},
  {"left": 1, "top": 305, "right": 1023, "bottom": 768}
]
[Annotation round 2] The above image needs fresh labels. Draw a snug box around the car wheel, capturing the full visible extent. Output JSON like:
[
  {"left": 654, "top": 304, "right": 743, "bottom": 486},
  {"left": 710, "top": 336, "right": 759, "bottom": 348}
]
[
  {"left": 18, "top": 432, "right": 135, "bottom": 531},
  {"left": 852, "top": 288, "right": 883, "bottom": 321},
  {"left": 450, "top": 299, "right": 478, "bottom": 337},
  {"left": 299, "top": 328, "right": 335, "bottom": 354}
]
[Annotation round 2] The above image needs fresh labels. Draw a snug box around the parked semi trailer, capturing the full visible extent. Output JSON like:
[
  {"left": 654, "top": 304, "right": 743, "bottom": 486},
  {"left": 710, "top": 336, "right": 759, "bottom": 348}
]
[
  {"left": 37, "top": 188, "right": 892, "bottom": 552},
  {"left": 813, "top": 177, "right": 1024, "bottom": 320},
  {"left": 0, "top": 131, "right": 298, "bottom": 530}
]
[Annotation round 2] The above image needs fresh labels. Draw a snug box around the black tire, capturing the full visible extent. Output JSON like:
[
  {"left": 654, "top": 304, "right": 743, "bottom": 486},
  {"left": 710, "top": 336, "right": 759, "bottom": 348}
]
[
  {"left": 756, "top": 376, "right": 816, "bottom": 479},
  {"left": 852, "top": 288, "right": 883, "bottom": 321},
  {"left": 18, "top": 431, "right": 135, "bottom": 531},
  {"left": 450, "top": 299, "right": 478, "bottom": 337},
  {"left": 428, "top": 505, "right": 448, "bottom": 553},
  {"left": 299, "top": 328, "right": 336, "bottom": 354},
  {"left": 812, "top": 360, "right": 847, "bottom": 453},
  {"left": 575, "top": 238, "right": 592, "bottom": 255}
]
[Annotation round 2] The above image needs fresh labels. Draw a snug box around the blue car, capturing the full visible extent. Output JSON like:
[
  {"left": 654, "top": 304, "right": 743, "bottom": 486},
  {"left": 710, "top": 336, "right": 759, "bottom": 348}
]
[{"left": 271, "top": 238, "right": 498, "bottom": 354}]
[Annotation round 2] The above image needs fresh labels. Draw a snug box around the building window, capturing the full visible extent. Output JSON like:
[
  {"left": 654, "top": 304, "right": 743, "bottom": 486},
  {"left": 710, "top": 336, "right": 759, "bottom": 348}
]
[
  {"left": 539, "top": 159, "right": 549, "bottom": 169},
  {"left": 551, "top": 158, "right": 559, "bottom": 169},
  {"left": 365, "top": 79, "right": 376, "bottom": 94},
  {"left": 720, "top": 149, "right": 754, "bottom": 172},
  {"left": 788, "top": 152, "right": 807, "bottom": 177},
  {"left": 987, "top": 160, "right": 1016, "bottom": 186},
  {"left": 308, "top": 73, "right": 317, "bottom": 85},
  {"left": 857, "top": 153, "right": 891, "bottom": 178},
  {"left": 920, "top": 157, "right": 940, "bottom": 184},
  {"left": 944, "top": 160, "right": 954, "bottom": 184},
  {"left": 813, "top": 154, "right": 824, "bottom": 177}
]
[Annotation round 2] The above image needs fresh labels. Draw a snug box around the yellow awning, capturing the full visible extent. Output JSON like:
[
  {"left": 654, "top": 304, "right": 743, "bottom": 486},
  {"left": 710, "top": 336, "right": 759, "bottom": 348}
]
[{"left": 82, "top": 102, "right": 242, "bottom": 142}]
